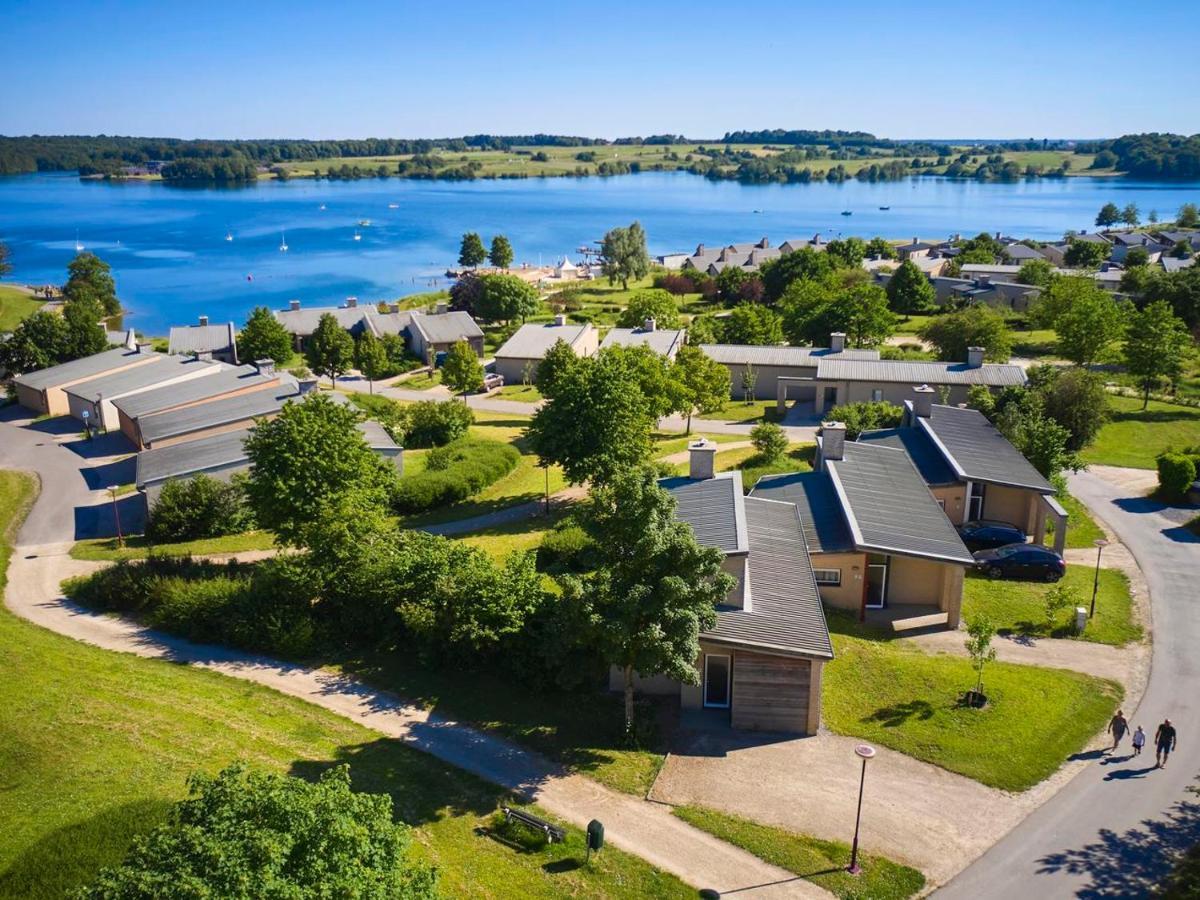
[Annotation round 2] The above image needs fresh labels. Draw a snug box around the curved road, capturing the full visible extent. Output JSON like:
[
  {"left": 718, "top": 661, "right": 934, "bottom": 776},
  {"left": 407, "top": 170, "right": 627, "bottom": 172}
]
[{"left": 938, "top": 469, "right": 1200, "bottom": 899}]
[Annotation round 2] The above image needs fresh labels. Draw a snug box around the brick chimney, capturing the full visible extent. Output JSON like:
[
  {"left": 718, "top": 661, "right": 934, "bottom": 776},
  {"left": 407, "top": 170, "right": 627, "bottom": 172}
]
[
  {"left": 254, "top": 358, "right": 276, "bottom": 378},
  {"left": 289, "top": 299, "right": 301, "bottom": 311},
  {"left": 819, "top": 422, "right": 846, "bottom": 467},
  {"left": 688, "top": 438, "right": 717, "bottom": 480},
  {"left": 966, "top": 346, "right": 985, "bottom": 368},
  {"left": 829, "top": 332, "right": 846, "bottom": 353},
  {"left": 198, "top": 314, "right": 209, "bottom": 327},
  {"left": 912, "top": 384, "right": 935, "bottom": 418},
  {"left": 643, "top": 317, "right": 657, "bottom": 332}
]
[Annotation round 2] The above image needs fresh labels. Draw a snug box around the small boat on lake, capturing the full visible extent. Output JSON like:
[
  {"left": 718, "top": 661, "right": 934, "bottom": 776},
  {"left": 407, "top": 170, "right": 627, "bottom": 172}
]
[
  {"left": 353, "top": 229, "right": 362, "bottom": 242},
  {"left": 879, "top": 206, "right": 890, "bottom": 211},
  {"left": 387, "top": 203, "right": 399, "bottom": 209},
  {"left": 840, "top": 210, "right": 853, "bottom": 216},
  {"left": 74, "top": 230, "right": 84, "bottom": 252},
  {"left": 279, "top": 232, "right": 289, "bottom": 252},
  {"left": 358, "top": 218, "right": 372, "bottom": 227},
  {"left": 224, "top": 229, "right": 233, "bottom": 241},
  {"left": 318, "top": 203, "right": 327, "bottom": 211}
]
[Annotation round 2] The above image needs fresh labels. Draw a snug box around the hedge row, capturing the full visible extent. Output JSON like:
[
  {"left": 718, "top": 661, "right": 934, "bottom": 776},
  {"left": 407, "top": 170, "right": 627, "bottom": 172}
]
[{"left": 392, "top": 437, "right": 520, "bottom": 514}]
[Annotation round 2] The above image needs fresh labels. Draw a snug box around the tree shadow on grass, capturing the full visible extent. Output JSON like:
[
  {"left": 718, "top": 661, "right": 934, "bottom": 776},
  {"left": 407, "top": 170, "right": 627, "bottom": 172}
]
[{"left": 864, "top": 699, "right": 934, "bottom": 728}]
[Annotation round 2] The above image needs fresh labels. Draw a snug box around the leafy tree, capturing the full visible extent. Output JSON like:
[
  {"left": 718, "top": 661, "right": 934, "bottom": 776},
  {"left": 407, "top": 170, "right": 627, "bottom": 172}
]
[
  {"left": 1095, "top": 202, "right": 1121, "bottom": 228},
  {"left": 0, "top": 240, "right": 11, "bottom": 277},
  {"left": 1044, "top": 583, "right": 1079, "bottom": 632},
  {"left": 61, "top": 296, "right": 108, "bottom": 359},
  {"left": 825, "top": 236, "right": 867, "bottom": 269},
  {"left": 1119, "top": 265, "right": 1159, "bottom": 297},
  {"left": 1157, "top": 451, "right": 1197, "bottom": 498},
  {"left": 723, "top": 303, "right": 783, "bottom": 345},
  {"left": 147, "top": 474, "right": 254, "bottom": 543},
  {"left": 750, "top": 421, "right": 788, "bottom": 460},
  {"left": 1150, "top": 266, "right": 1200, "bottom": 331},
  {"left": 1120, "top": 202, "right": 1140, "bottom": 228},
  {"left": 1031, "top": 275, "right": 1104, "bottom": 329},
  {"left": 78, "top": 764, "right": 435, "bottom": 899},
  {"left": 740, "top": 363, "right": 758, "bottom": 401},
  {"left": 449, "top": 273, "right": 484, "bottom": 315},
  {"left": 616, "top": 288, "right": 682, "bottom": 329},
  {"left": 758, "top": 247, "right": 834, "bottom": 302},
  {"left": 568, "top": 466, "right": 733, "bottom": 730},
  {"left": 672, "top": 344, "right": 731, "bottom": 433},
  {"left": 243, "top": 393, "right": 400, "bottom": 547},
  {"left": 1031, "top": 365, "right": 1109, "bottom": 450},
  {"left": 405, "top": 399, "right": 474, "bottom": 447},
  {"left": 996, "top": 395, "right": 1078, "bottom": 478},
  {"left": 527, "top": 351, "right": 656, "bottom": 485},
  {"left": 305, "top": 313, "right": 356, "bottom": 387},
  {"left": 1171, "top": 239, "right": 1193, "bottom": 260},
  {"left": 865, "top": 236, "right": 897, "bottom": 260},
  {"left": 780, "top": 279, "right": 895, "bottom": 348},
  {"left": 885, "top": 259, "right": 936, "bottom": 316},
  {"left": 918, "top": 305, "right": 1012, "bottom": 362},
  {"left": 1055, "top": 289, "right": 1126, "bottom": 366},
  {"left": 966, "top": 384, "right": 997, "bottom": 418},
  {"left": 603, "top": 344, "right": 681, "bottom": 419},
  {"left": 457, "top": 232, "right": 487, "bottom": 268},
  {"left": 488, "top": 234, "right": 514, "bottom": 269},
  {"left": 476, "top": 273, "right": 539, "bottom": 324},
  {"left": 536, "top": 338, "right": 579, "bottom": 396},
  {"left": 826, "top": 400, "right": 904, "bottom": 439},
  {"left": 964, "top": 617, "right": 998, "bottom": 700},
  {"left": 686, "top": 313, "right": 721, "bottom": 344},
  {"left": 1124, "top": 300, "right": 1193, "bottom": 408},
  {"left": 1017, "top": 258, "right": 1055, "bottom": 287},
  {"left": 599, "top": 221, "right": 650, "bottom": 289},
  {"left": 237, "top": 305, "right": 294, "bottom": 365},
  {"left": 355, "top": 330, "right": 390, "bottom": 393},
  {"left": 1149, "top": 209, "right": 1159, "bottom": 225},
  {"left": 0, "top": 310, "right": 68, "bottom": 374},
  {"left": 1178, "top": 202, "right": 1200, "bottom": 229},
  {"left": 440, "top": 339, "right": 484, "bottom": 398},
  {"left": 1124, "top": 245, "right": 1150, "bottom": 268},
  {"left": 1063, "top": 237, "right": 1109, "bottom": 269},
  {"left": 64, "top": 251, "right": 120, "bottom": 317}
]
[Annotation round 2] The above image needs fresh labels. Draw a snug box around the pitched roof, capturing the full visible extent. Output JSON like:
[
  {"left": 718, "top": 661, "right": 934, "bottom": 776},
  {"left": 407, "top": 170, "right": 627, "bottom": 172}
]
[
  {"left": 749, "top": 471, "right": 855, "bottom": 553},
  {"left": 274, "top": 305, "right": 372, "bottom": 336},
  {"left": 857, "top": 426, "right": 958, "bottom": 486},
  {"left": 826, "top": 441, "right": 974, "bottom": 564},
  {"left": 700, "top": 344, "right": 879, "bottom": 367},
  {"left": 704, "top": 497, "right": 833, "bottom": 660},
  {"left": 815, "top": 357, "right": 1026, "bottom": 387},
  {"left": 659, "top": 471, "right": 749, "bottom": 554},
  {"left": 917, "top": 404, "right": 1054, "bottom": 492},
  {"left": 495, "top": 322, "right": 592, "bottom": 359},
  {"left": 63, "top": 355, "right": 221, "bottom": 403},
  {"left": 409, "top": 310, "right": 484, "bottom": 344},
  {"left": 1003, "top": 244, "right": 1045, "bottom": 261},
  {"left": 168, "top": 322, "right": 237, "bottom": 358},
  {"left": 112, "top": 364, "right": 275, "bottom": 420},
  {"left": 600, "top": 326, "right": 686, "bottom": 357},
  {"left": 136, "top": 383, "right": 301, "bottom": 445},
  {"left": 14, "top": 346, "right": 155, "bottom": 392}
]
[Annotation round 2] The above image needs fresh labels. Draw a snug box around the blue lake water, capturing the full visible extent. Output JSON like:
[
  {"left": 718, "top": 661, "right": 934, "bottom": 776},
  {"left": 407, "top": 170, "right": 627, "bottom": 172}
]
[{"left": 1, "top": 171, "right": 1198, "bottom": 335}]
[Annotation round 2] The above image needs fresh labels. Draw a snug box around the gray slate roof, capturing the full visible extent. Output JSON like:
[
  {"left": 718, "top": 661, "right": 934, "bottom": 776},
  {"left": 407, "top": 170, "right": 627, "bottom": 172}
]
[
  {"left": 918, "top": 404, "right": 1054, "bottom": 492},
  {"left": 659, "top": 471, "right": 749, "bottom": 554},
  {"left": 168, "top": 322, "right": 237, "bottom": 358},
  {"left": 136, "top": 383, "right": 301, "bottom": 445},
  {"left": 14, "top": 347, "right": 155, "bottom": 391},
  {"left": 857, "top": 426, "right": 958, "bottom": 486},
  {"left": 815, "top": 357, "right": 1026, "bottom": 387},
  {"left": 704, "top": 496, "right": 833, "bottom": 660},
  {"left": 112, "top": 365, "right": 275, "bottom": 420},
  {"left": 750, "top": 471, "right": 855, "bottom": 553},
  {"left": 274, "top": 305, "right": 372, "bottom": 336},
  {"left": 137, "top": 428, "right": 252, "bottom": 487},
  {"left": 495, "top": 322, "right": 592, "bottom": 359},
  {"left": 64, "top": 355, "right": 221, "bottom": 403},
  {"left": 700, "top": 344, "right": 880, "bottom": 367},
  {"left": 826, "top": 442, "right": 974, "bottom": 564},
  {"left": 600, "top": 327, "right": 686, "bottom": 357},
  {"left": 409, "top": 310, "right": 484, "bottom": 344},
  {"left": 1003, "top": 244, "right": 1045, "bottom": 261}
]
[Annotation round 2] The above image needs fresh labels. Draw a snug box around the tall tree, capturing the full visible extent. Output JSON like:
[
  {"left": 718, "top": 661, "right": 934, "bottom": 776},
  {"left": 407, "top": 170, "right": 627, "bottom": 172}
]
[
  {"left": 354, "top": 330, "right": 389, "bottom": 394},
  {"left": 64, "top": 252, "right": 119, "bottom": 317},
  {"left": 885, "top": 259, "right": 936, "bottom": 316},
  {"left": 601, "top": 344, "right": 681, "bottom": 419},
  {"left": 0, "top": 240, "right": 11, "bottom": 278},
  {"left": 536, "top": 338, "right": 579, "bottom": 397},
  {"left": 0, "top": 310, "right": 69, "bottom": 374},
  {"left": 825, "top": 236, "right": 867, "bottom": 269},
  {"left": 1017, "top": 258, "right": 1055, "bottom": 287},
  {"left": 305, "top": 313, "right": 355, "bottom": 387},
  {"left": 722, "top": 302, "right": 783, "bottom": 345},
  {"left": 672, "top": 344, "right": 731, "bottom": 433},
  {"left": 1124, "top": 300, "right": 1193, "bottom": 408},
  {"left": 616, "top": 289, "right": 682, "bottom": 329},
  {"left": 919, "top": 305, "right": 1013, "bottom": 362},
  {"left": 759, "top": 246, "right": 834, "bottom": 302},
  {"left": 440, "top": 339, "right": 484, "bottom": 398},
  {"left": 488, "top": 234, "right": 514, "bottom": 269},
  {"left": 476, "top": 273, "right": 539, "bottom": 324},
  {"left": 1178, "top": 203, "right": 1200, "bottom": 229},
  {"left": 1055, "top": 289, "right": 1127, "bottom": 367},
  {"left": 1063, "top": 237, "right": 1110, "bottom": 269},
  {"left": 1095, "top": 202, "right": 1121, "bottom": 229},
  {"left": 865, "top": 236, "right": 897, "bottom": 260},
  {"left": 1030, "top": 365, "right": 1110, "bottom": 451},
  {"left": 569, "top": 466, "right": 733, "bottom": 730},
  {"left": 1120, "top": 202, "right": 1140, "bottom": 228},
  {"left": 61, "top": 296, "right": 108, "bottom": 359},
  {"left": 457, "top": 232, "right": 487, "bottom": 268},
  {"left": 600, "top": 221, "right": 650, "bottom": 289},
  {"left": 238, "top": 305, "right": 294, "bottom": 365}
]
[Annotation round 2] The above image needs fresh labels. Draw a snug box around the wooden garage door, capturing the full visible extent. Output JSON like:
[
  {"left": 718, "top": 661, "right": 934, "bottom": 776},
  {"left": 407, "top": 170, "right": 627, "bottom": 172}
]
[{"left": 731, "top": 651, "right": 811, "bottom": 733}]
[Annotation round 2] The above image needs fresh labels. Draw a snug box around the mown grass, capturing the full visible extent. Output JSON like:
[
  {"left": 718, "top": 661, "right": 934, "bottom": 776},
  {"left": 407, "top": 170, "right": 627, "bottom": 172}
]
[
  {"left": 822, "top": 612, "right": 1122, "bottom": 792},
  {"left": 495, "top": 383, "right": 543, "bottom": 403},
  {"left": 672, "top": 805, "right": 925, "bottom": 899},
  {"left": 0, "top": 470, "right": 691, "bottom": 900},
  {"left": 1054, "top": 490, "right": 1106, "bottom": 549},
  {"left": 0, "top": 283, "right": 43, "bottom": 332},
  {"left": 962, "top": 566, "right": 1141, "bottom": 646},
  {"left": 1082, "top": 395, "right": 1200, "bottom": 469},
  {"left": 69, "top": 530, "right": 277, "bottom": 562},
  {"left": 696, "top": 398, "right": 778, "bottom": 424}
]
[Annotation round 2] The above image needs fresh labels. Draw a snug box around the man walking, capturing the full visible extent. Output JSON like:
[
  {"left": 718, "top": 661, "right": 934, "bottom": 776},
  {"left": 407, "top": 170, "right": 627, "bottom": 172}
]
[
  {"left": 1155, "top": 718, "right": 1177, "bottom": 768},
  {"left": 1108, "top": 709, "right": 1129, "bottom": 752}
]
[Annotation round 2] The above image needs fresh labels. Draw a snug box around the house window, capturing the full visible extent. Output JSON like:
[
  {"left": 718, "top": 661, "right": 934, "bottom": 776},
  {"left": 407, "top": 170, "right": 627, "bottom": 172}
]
[
  {"left": 871, "top": 389, "right": 884, "bottom": 402},
  {"left": 968, "top": 482, "right": 987, "bottom": 521},
  {"left": 936, "top": 498, "right": 946, "bottom": 510},
  {"left": 813, "top": 568, "right": 842, "bottom": 586}
]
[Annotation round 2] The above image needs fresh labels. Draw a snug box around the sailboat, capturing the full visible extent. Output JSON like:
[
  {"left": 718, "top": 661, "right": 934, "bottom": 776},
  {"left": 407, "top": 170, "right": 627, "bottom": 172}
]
[
  {"left": 358, "top": 218, "right": 372, "bottom": 227},
  {"left": 353, "top": 229, "right": 362, "bottom": 242},
  {"left": 74, "top": 230, "right": 84, "bottom": 252},
  {"left": 387, "top": 203, "right": 399, "bottom": 209},
  {"left": 279, "top": 232, "right": 289, "bottom": 252},
  {"left": 224, "top": 228, "right": 234, "bottom": 242},
  {"left": 318, "top": 203, "right": 327, "bottom": 211}
]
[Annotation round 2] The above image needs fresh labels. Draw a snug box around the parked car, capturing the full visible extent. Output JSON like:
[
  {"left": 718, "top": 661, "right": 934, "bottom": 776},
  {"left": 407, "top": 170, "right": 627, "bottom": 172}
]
[
  {"left": 958, "top": 520, "right": 1026, "bottom": 551},
  {"left": 481, "top": 373, "right": 504, "bottom": 392},
  {"left": 974, "top": 544, "right": 1066, "bottom": 582}
]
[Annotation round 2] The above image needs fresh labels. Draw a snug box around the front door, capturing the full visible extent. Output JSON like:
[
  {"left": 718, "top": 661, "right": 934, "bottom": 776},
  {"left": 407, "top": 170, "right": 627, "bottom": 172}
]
[
  {"left": 703, "top": 654, "right": 731, "bottom": 708},
  {"left": 968, "top": 482, "right": 987, "bottom": 522},
  {"left": 865, "top": 554, "right": 889, "bottom": 609}
]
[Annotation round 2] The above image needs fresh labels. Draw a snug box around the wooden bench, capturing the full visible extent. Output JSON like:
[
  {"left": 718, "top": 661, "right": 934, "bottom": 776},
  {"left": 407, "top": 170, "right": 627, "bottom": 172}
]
[
  {"left": 501, "top": 805, "right": 566, "bottom": 843},
  {"left": 890, "top": 611, "right": 949, "bottom": 632}
]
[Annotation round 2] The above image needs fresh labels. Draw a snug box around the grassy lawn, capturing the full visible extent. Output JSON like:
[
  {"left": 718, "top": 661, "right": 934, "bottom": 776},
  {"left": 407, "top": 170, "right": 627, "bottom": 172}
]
[
  {"left": 1082, "top": 395, "right": 1200, "bottom": 469},
  {"left": 1010, "top": 328, "right": 1059, "bottom": 358},
  {"left": 455, "top": 514, "right": 558, "bottom": 560},
  {"left": 0, "top": 283, "right": 43, "bottom": 332},
  {"left": 0, "top": 471, "right": 690, "bottom": 900},
  {"left": 893, "top": 314, "right": 936, "bottom": 337},
  {"left": 70, "top": 530, "right": 277, "bottom": 562},
  {"left": 962, "top": 566, "right": 1141, "bottom": 646},
  {"left": 673, "top": 805, "right": 925, "bottom": 900},
  {"left": 397, "top": 369, "right": 442, "bottom": 390},
  {"left": 696, "top": 398, "right": 777, "bottom": 425},
  {"left": 822, "top": 612, "right": 1122, "bottom": 792},
  {"left": 661, "top": 443, "right": 814, "bottom": 486},
  {"left": 495, "top": 383, "right": 543, "bottom": 403},
  {"left": 1054, "top": 491, "right": 1106, "bottom": 549}
]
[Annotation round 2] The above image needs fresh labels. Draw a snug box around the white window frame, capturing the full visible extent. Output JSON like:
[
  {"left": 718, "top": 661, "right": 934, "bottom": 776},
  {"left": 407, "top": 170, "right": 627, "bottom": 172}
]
[
  {"left": 703, "top": 653, "right": 732, "bottom": 709},
  {"left": 936, "top": 498, "right": 946, "bottom": 510},
  {"left": 871, "top": 388, "right": 884, "bottom": 402},
  {"left": 813, "top": 568, "right": 842, "bottom": 586}
]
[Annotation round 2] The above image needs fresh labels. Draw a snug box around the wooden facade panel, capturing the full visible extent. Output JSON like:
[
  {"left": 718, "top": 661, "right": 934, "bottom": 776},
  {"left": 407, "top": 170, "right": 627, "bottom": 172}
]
[{"left": 731, "top": 651, "right": 813, "bottom": 733}]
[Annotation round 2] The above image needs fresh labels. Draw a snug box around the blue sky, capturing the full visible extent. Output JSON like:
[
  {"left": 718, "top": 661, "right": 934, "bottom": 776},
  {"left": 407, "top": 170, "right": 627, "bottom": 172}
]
[{"left": 2, "top": 0, "right": 1188, "bottom": 140}]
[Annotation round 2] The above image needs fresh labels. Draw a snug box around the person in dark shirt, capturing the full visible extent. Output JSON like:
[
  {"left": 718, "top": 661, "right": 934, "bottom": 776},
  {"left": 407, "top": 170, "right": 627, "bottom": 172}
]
[{"left": 1155, "top": 719, "right": 1178, "bottom": 768}]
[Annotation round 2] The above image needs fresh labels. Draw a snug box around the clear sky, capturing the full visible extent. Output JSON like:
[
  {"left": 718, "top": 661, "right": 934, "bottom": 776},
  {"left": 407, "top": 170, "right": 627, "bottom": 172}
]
[{"left": 2, "top": 0, "right": 1189, "bottom": 140}]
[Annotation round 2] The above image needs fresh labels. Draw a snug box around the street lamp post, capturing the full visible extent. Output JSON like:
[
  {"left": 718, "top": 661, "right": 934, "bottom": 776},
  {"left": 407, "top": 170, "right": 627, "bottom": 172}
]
[
  {"left": 847, "top": 743, "right": 876, "bottom": 875},
  {"left": 107, "top": 485, "right": 124, "bottom": 548},
  {"left": 1090, "top": 538, "right": 1109, "bottom": 618}
]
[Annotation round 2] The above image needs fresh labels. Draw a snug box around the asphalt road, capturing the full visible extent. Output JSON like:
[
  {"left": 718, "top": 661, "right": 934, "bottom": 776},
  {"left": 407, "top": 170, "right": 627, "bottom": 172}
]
[{"left": 937, "top": 469, "right": 1200, "bottom": 899}]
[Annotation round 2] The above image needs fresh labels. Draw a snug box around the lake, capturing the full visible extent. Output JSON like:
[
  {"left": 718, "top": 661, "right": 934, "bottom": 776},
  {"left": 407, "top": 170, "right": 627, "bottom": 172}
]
[{"left": 1, "top": 171, "right": 1198, "bottom": 335}]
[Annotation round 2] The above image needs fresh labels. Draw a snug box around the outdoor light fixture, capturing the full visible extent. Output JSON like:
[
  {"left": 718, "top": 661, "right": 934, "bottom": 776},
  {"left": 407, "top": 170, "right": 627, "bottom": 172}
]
[
  {"left": 1090, "top": 538, "right": 1109, "bottom": 618},
  {"left": 848, "top": 743, "right": 876, "bottom": 875},
  {"left": 107, "top": 484, "right": 124, "bottom": 549}
]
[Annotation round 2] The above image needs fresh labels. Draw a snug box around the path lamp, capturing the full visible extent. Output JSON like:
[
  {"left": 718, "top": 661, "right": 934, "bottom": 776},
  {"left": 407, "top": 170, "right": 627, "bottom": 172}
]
[
  {"left": 107, "top": 485, "right": 124, "bottom": 548},
  {"left": 1090, "top": 538, "right": 1109, "bottom": 618},
  {"left": 847, "top": 743, "right": 876, "bottom": 875}
]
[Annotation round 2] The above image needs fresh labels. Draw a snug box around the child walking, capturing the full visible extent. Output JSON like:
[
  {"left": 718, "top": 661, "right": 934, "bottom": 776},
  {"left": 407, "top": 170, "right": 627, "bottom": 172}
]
[{"left": 1132, "top": 725, "right": 1146, "bottom": 756}]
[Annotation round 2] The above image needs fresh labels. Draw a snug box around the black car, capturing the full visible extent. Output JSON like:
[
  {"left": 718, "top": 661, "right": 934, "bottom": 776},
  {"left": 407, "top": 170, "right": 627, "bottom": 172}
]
[
  {"left": 957, "top": 520, "right": 1027, "bottom": 551},
  {"left": 974, "top": 544, "right": 1066, "bottom": 582}
]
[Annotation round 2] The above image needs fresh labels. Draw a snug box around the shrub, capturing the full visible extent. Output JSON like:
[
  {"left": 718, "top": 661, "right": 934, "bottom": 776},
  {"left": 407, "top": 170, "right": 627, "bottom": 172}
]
[
  {"left": 146, "top": 474, "right": 256, "bottom": 543},
  {"left": 750, "top": 421, "right": 788, "bottom": 461},
  {"left": 537, "top": 522, "right": 597, "bottom": 572},
  {"left": 654, "top": 272, "right": 701, "bottom": 295},
  {"left": 392, "top": 438, "right": 520, "bottom": 513},
  {"left": 405, "top": 399, "right": 474, "bottom": 448},
  {"left": 1157, "top": 451, "right": 1197, "bottom": 498},
  {"left": 827, "top": 400, "right": 904, "bottom": 439}
]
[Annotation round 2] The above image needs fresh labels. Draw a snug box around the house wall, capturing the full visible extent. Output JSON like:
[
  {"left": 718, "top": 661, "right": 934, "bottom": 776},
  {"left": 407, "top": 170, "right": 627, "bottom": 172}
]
[
  {"left": 814, "top": 380, "right": 983, "bottom": 414},
  {"left": 18, "top": 355, "right": 159, "bottom": 417},
  {"left": 14, "top": 383, "right": 48, "bottom": 415},
  {"left": 119, "top": 379, "right": 280, "bottom": 449},
  {"left": 731, "top": 650, "right": 819, "bottom": 734},
  {"left": 493, "top": 356, "right": 540, "bottom": 384},
  {"left": 718, "top": 363, "right": 817, "bottom": 400},
  {"left": 721, "top": 555, "right": 749, "bottom": 610},
  {"left": 931, "top": 484, "right": 967, "bottom": 523},
  {"left": 809, "top": 551, "right": 865, "bottom": 611},
  {"left": 887, "top": 555, "right": 965, "bottom": 628},
  {"left": 983, "top": 484, "right": 1041, "bottom": 534},
  {"left": 429, "top": 337, "right": 485, "bottom": 358},
  {"left": 142, "top": 463, "right": 251, "bottom": 517}
]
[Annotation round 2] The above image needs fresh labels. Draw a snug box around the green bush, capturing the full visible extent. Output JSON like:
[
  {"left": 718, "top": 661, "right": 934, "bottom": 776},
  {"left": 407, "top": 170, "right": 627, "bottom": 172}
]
[
  {"left": 750, "top": 421, "right": 788, "bottom": 461},
  {"left": 537, "top": 522, "right": 597, "bottom": 572},
  {"left": 827, "top": 400, "right": 904, "bottom": 439},
  {"left": 405, "top": 399, "right": 474, "bottom": 448},
  {"left": 1157, "top": 451, "right": 1197, "bottom": 498},
  {"left": 146, "top": 474, "right": 256, "bottom": 543},
  {"left": 392, "top": 438, "right": 520, "bottom": 513}
]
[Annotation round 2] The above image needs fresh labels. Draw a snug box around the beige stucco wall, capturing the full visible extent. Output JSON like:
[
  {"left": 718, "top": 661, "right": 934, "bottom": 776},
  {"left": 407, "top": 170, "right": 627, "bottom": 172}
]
[
  {"left": 719, "top": 363, "right": 817, "bottom": 400},
  {"left": 887, "top": 555, "right": 949, "bottom": 605},
  {"left": 931, "top": 484, "right": 967, "bottom": 524},
  {"left": 809, "top": 551, "right": 865, "bottom": 611},
  {"left": 14, "top": 383, "right": 48, "bottom": 415},
  {"left": 815, "top": 380, "right": 987, "bottom": 414},
  {"left": 19, "top": 355, "right": 160, "bottom": 417},
  {"left": 983, "top": 484, "right": 1041, "bottom": 534},
  {"left": 120, "top": 379, "right": 281, "bottom": 449}
]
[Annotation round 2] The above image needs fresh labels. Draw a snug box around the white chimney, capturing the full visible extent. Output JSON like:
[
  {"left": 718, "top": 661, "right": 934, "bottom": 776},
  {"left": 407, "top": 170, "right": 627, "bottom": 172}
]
[
  {"left": 643, "top": 317, "right": 657, "bottom": 332},
  {"left": 435, "top": 301, "right": 448, "bottom": 315},
  {"left": 819, "top": 421, "right": 846, "bottom": 466},
  {"left": 912, "top": 384, "right": 935, "bottom": 418},
  {"left": 123, "top": 329, "right": 137, "bottom": 350},
  {"left": 298, "top": 378, "right": 319, "bottom": 395},
  {"left": 198, "top": 315, "right": 209, "bottom": 327},
  {"left": 345, "top": 296, "right": 358, "bottom": 309},
  {"left": 289, "top": 299, "right": 301, "bottom": 311},
  {"left": 254, "top": 358, "right": 276, "bottom": 378},
  {"left": 829, "top": 332, "right": 846, "bottom": 353},
  {"left": 553, "top": 313, "right": 567, "bottom": 326},
  {"left": 688, "top": 438, "right": 717, "bottom": 480},
  {"left": 966, "top": 346, "right": 985, "bottom": 368}
]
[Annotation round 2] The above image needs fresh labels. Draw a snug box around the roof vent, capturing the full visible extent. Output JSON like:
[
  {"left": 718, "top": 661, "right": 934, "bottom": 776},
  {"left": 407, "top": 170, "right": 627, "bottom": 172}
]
[
  {"left": 345, "top": 296, "right": 358, "bottom": 309},
  {"left": 254, "top": 358, "right": 276, "bottom": 378}
]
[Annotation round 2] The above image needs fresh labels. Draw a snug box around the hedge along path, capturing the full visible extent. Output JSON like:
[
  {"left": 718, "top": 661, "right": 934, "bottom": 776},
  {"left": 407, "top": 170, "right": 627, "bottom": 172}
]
[{"left": 6, "top": 543, "right": 822, "bottom": 898}]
